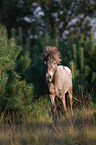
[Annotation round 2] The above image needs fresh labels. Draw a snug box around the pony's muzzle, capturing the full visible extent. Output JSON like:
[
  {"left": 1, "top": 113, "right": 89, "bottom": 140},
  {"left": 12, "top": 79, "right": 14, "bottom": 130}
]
[{"left": 46, "top": 72, "right": 53, "bottom": 82}]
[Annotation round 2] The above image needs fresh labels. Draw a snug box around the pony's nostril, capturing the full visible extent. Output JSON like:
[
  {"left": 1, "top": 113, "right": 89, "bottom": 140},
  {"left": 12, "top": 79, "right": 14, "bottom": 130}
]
[
  {"left": 47, "top": 75, "right": 52, "bottom": 81},
  {"left": 46, "top": 72, "right": 53, "bottom": 82},
  {"left": 49, "top": 75, "right": 51, "bottom": 79}
]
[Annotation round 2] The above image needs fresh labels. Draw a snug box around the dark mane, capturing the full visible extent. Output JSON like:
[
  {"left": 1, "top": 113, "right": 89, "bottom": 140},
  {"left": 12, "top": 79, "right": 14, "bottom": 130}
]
[{"left": 42, "top": 46, "right": 62, "bottom": 64}]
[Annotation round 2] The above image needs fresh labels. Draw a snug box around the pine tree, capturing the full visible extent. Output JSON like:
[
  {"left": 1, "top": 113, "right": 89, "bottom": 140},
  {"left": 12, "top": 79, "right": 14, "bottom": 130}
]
[
  {"left": 69, "top": 30, "right": 96, "bottom": 93},
  {"left": 0, "top": 24, "right": 34, "bottom": 114}
]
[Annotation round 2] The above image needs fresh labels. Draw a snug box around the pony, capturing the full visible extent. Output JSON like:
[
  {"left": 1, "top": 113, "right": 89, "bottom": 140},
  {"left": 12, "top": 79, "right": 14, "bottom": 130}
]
[{"left": 42, "top": 46, "right": 73, "bottom": 120}]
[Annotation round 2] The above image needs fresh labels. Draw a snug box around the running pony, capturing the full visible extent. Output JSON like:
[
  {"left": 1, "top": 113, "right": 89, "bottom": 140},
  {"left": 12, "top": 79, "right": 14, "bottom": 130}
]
[{"left": 42, "top": 46, "right": 73, "bottom": 119}]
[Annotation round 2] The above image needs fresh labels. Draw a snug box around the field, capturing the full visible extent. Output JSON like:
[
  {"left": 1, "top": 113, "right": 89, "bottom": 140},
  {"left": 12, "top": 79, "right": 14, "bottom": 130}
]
[{"left": 0, "top": 101, "right": 96, "bottom": 145}]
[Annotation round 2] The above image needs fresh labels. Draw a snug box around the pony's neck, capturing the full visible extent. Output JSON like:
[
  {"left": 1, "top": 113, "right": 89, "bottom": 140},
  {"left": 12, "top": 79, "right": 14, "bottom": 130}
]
[{"left": 53, "top": 67, "right": 59, "bottom": 84}]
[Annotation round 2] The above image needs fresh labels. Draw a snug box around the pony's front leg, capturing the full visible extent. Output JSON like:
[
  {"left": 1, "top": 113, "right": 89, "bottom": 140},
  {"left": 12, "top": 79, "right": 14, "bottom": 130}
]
[{"left": 49, "top": 94, "right": 56, "bottom": 120}]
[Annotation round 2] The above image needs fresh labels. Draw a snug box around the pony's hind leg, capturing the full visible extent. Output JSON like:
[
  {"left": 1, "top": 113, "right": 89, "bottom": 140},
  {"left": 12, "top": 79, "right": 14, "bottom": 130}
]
[
  {"left": 68, "top": 87, "right": 73, "bottom": 115},
  {"left": 61, "top": 94, "right": 68, "bottom": 117}
]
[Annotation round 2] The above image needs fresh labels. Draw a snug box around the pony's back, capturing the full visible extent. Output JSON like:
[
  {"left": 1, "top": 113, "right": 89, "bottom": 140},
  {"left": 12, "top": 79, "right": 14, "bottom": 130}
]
[{"left": 55, "top": 65, "right": 72, "bottom": 94}]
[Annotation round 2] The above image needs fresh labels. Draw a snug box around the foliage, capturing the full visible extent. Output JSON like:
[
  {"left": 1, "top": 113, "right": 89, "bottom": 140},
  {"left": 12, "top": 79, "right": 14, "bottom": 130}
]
[
  {"left": 68, "top": 32, "right": 96, "bottom": 94},
  {"left": 0, "top": 0, "right": 96, "bottom": 41},
  {"left": 0, "top": 24, "right": 34, "bottom": 114},
  {"left": 0, "top": 23, "right": 96, "bottom": 145},
  {"left": 19, "top": 28, "right": 96, "bottom": 99},
  {"left": 25, "top": 96, "right": 51, "bottom": 123},
  {"left": 0, "top": 23, "right": 96, "bottom": 121}
]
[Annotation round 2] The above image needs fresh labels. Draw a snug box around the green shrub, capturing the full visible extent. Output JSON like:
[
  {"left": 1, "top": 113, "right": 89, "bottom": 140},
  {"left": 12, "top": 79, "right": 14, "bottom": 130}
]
[{"left": 0, "top": 24, "right": 34, "bottom": 116}]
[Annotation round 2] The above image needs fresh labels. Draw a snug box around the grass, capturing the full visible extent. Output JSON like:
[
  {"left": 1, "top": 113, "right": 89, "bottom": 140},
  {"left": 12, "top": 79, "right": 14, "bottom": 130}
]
[{"left": 0, "top": 105, "right": 96, "bottom": 145}]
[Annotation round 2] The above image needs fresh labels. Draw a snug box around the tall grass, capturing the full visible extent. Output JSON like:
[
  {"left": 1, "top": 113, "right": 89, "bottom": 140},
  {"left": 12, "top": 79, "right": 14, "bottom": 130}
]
[
  {"left": 0, "top": 108, "right": 96, "bottom": 145},
  {"left": 0, "top": 95, "right": 96, "bottom": 145}
]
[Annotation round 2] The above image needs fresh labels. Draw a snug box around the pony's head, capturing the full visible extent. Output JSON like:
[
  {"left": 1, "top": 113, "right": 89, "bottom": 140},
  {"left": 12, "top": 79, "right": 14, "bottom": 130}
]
[{"left": 42, "top": 46, "right": 61, "bottom": 82}]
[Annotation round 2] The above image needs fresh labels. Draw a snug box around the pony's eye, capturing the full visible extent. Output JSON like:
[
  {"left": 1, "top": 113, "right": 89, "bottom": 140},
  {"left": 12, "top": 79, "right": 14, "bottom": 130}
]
[{"left": 54, "top": 62, "right": 56, "bottom": 65}]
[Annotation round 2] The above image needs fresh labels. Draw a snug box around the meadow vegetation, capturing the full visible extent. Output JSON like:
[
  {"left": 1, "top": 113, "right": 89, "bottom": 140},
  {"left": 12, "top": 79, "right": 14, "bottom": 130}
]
[
  {"left": 0, "top": 24, "right": 96, "bottom": 145},
  {"left": 0, "top": 101, "right": 96, "bottom": 145}
]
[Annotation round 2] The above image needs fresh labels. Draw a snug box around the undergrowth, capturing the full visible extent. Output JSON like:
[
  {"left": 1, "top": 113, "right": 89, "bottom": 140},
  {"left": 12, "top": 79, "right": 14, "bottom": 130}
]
[{"left": 0, "top": 95, "right": 96, "bottom": 145}]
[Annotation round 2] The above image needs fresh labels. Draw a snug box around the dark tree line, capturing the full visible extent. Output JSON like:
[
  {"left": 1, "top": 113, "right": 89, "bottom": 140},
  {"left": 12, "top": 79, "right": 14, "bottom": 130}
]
[{"left": 0, "top": 0, "right": 96, "bottom": 40}]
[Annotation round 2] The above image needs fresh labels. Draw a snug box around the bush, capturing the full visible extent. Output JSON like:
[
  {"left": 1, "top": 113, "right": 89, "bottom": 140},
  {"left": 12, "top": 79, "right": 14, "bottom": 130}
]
[{"left": 0, "top": 24, "right": 34, "bottom": 116}]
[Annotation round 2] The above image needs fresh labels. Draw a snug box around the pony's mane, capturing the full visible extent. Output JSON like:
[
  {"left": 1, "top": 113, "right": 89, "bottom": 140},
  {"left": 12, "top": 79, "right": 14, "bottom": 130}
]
[{"left": 42, "top": 46, "right": 62, "bottom": 64}]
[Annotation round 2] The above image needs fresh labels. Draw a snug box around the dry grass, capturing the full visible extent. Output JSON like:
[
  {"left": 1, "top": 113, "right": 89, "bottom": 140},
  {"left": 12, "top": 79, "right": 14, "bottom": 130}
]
[{"left": 0, "top": 106, "right": 96, "bottom": 145}]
